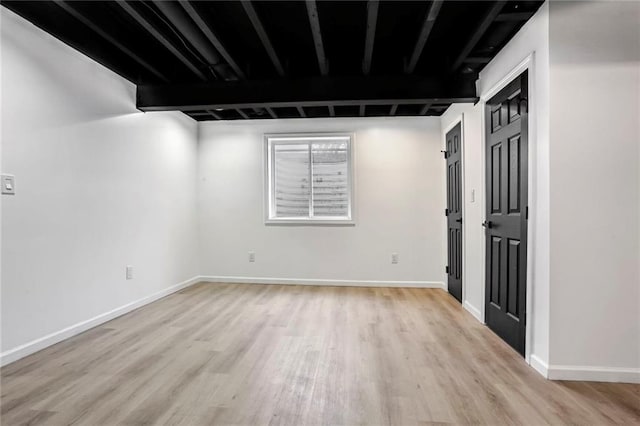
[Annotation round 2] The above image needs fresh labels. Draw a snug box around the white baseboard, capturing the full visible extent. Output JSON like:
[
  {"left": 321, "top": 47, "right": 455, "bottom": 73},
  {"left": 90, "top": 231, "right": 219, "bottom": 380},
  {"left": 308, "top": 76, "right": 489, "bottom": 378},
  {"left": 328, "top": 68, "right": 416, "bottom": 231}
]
[
  {"left": 528, "top": 354, "right": 639, "bottom": 383},
  {"left": 0, "top": 275, "right": 201, "bottom": 367},
  {"left": 199, "top": 275, "right": 445, "bottom": 289},
  {"left": 529, "top": 354, "right": 549, "bottom": 378},
  {"left": 462, "top": 301, "right": 483, "bottom": 323},
  {"left": 547, "top": 365, "right": 640, "bottom": 384}
]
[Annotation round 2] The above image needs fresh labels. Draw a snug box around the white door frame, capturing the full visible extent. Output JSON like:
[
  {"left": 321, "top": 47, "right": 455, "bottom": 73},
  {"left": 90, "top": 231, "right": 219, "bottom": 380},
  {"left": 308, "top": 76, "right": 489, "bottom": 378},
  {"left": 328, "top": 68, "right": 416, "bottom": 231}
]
[{"left": 479, "top": 53, "right": 536, "bottom": 363}]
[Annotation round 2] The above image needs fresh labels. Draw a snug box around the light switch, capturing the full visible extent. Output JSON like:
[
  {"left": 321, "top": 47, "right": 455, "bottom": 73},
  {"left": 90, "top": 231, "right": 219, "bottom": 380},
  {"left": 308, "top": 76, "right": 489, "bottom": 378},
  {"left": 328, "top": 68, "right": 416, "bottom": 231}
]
[{"left": 1, "top": 174, "right": 15, "bottom": 195}]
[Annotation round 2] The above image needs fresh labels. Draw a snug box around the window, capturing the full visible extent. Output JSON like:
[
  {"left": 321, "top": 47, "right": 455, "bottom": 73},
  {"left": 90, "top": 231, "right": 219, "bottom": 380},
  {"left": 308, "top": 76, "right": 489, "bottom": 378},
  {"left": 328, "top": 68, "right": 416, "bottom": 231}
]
[{"left": 266, "top": 134, "right": 353, "bottom": 224}]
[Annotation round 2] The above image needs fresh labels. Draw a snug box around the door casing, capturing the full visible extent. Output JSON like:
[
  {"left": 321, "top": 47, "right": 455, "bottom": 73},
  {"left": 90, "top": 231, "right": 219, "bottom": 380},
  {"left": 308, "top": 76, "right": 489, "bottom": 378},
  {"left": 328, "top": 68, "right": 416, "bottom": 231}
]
[{"left": 480, "top": 53, "right": 536, "bottom": 363}]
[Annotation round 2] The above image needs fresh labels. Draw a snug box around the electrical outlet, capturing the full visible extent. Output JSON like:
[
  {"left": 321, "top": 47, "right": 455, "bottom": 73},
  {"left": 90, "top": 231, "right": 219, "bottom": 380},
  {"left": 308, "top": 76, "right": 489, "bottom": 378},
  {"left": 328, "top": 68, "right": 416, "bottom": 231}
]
[
  {"left": 126, "top": 265, "right": 134, "bottom": 280},
  {"left": 1, "top": 174, "right": 15, "bottom": 195},
  {"left": 248, "top": 252, "right": 255, "bottom": 263},
  {"left": 391, "top": 253, "right": 399, "bottom": 264}
]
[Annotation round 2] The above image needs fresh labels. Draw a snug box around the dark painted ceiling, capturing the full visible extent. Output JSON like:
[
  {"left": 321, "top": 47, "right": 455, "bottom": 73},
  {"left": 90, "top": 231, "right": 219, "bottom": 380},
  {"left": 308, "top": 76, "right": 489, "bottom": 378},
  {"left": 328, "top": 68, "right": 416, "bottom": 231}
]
[{"left": 2, "top": 1, "right": 543, "bottom": 121}]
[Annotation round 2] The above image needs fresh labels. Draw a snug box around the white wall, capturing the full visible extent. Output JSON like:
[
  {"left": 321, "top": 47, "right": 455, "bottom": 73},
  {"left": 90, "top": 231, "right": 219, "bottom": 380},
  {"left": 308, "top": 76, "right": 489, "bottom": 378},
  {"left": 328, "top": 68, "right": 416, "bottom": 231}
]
[
  {"left": 440, "top": 104, "right": 484, "bottom": 321},
  {"left": 198, "top": 117, "right": 445, "bottom": 285},
  {"left": 440, "top": 2, "right": 551, "bottom": 367},
  {"left": 441, "top": 1, "right": 640, "bottom": 382},
  {"left": 548, "top": 1, "right": 640, "bottom": 377},
  {"left": 0, "top": 9, "right": 200, "bottom": 362}
]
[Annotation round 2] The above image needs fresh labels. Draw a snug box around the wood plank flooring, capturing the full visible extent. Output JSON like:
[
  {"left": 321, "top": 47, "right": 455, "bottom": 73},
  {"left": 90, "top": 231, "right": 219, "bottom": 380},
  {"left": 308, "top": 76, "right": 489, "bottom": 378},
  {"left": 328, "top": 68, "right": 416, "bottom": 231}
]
[{"left": 1, "top": 283, "right": 639, "bottom": 425}]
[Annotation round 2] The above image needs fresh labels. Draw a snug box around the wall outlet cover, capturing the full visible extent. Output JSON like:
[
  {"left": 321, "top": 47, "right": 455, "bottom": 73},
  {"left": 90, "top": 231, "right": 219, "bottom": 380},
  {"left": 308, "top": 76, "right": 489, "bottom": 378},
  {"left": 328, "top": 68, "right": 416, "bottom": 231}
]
[{"left": 126, "top": 265, "right": 134, "bottom": 280}]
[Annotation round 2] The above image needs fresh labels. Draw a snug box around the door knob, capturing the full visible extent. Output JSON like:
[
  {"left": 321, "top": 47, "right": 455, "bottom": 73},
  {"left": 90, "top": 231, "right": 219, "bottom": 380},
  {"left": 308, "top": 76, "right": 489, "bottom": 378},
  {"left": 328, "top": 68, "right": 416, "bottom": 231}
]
[
  {"left": 482, "top": 220, "right": 493, "bottom": 229},
  {"left": 456, "top": 218, "right": 462, "bottom": 223}
]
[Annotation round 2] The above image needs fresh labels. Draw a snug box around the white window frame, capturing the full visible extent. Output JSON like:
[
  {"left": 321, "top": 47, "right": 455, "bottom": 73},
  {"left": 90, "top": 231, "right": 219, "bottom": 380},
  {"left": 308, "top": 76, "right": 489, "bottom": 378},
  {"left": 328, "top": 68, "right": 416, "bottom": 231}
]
[{"left": 264, "top": 133, "right": 355, "bottom": 225}]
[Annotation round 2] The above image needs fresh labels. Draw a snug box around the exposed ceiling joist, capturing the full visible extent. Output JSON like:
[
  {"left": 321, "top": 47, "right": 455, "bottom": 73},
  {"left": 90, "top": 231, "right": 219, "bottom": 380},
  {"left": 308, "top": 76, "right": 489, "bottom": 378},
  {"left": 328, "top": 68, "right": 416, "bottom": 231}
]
[
  {"left": 115, "top": 1, "right": 208, "bottom": 81},
  {"left": 152, "top": 0, "right": 234, "bottom": 80},
  {"left": 241, "top": 0, "right": 286, "bottom": 77},
  {"left": 265, "top": 107, "right": 278, "bottom": 119},
  {"left": 305, "top": 0, "right": 329, "bottom": 76},
  {"left": 4, "top": 0, "right": 545, "bottom": 120},
  {"left": 419, "top": 102, "right": 433, "bottom": 115},
  {"left": 180, "top": 1, "right": 246, "bottom": 80},
  {"left": 464, "top": 57, "right": 492, "bottom": 64},
  {"left": 495, "top": 12, "right": 533, "bottom": 22},
  {"left": 362, "top": 0, "right": 379, "bottom": 75},
  {"left": 451, "top": 1, "right": 507, "bottom": 72},
  {"left": 54, "top": 1, "right": 169, "bottom": 83},
  {"left": 406, "top": 0, "right": 443, "bottom": 74},
  {"left": 206, "top": 110, "right": 222, "bottom": 120},
  {"left": 137, "top": 75, "right": 477, "bottom": 111}
]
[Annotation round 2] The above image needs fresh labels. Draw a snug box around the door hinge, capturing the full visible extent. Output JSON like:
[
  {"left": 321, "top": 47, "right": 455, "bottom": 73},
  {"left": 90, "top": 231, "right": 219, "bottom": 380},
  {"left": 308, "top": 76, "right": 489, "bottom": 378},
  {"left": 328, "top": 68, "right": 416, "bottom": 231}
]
[
  {"left": 445, "top": 266, "right": 449, "bottom": 274},
  {"left": 441, "top": 150, "right": 448, "bottom": 159},
  {"left": 526, "top": 206, "right": 529, "bottom": 220},
  {"left": 445, "top": 208, "right": 449, "bottom": 216}
]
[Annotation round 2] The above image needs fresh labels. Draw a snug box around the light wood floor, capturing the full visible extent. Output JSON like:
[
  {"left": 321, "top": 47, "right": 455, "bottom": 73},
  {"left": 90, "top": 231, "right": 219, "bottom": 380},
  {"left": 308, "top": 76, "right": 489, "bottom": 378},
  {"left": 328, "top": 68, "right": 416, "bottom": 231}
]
[{"left": 1, "top": 283, "right": 638, "bottom": 425}]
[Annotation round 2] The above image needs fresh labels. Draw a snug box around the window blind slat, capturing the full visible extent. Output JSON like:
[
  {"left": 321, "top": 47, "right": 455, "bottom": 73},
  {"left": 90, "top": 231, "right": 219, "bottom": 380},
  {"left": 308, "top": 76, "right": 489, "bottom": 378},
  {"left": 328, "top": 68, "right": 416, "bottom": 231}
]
[
  {"left": 312, "top": 143, "right": 348, "bottom": 217},
  {"left": 274, "top": 144, "right": 309, "bottom": 217},
  {"left": 270, "top": 137, "right": 350, "bottom": 220}
]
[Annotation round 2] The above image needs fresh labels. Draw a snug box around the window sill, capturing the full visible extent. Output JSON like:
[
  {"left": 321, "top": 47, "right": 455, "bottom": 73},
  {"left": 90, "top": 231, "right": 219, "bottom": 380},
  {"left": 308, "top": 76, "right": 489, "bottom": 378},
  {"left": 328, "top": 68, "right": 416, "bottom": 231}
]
[{"left": 265, "top": 218, "right": 355, "bottom": 226}]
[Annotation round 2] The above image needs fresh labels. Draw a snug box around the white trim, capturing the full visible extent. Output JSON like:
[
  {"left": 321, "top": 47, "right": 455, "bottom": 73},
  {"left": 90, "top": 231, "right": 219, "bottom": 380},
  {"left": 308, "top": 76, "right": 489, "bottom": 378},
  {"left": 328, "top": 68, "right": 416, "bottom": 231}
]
[
  {"left": 529, "top": 354, "right": 549, "bottom": 378},
  {"left": 462, "top": 301, "right": 483, "bottom": 323},
  {"left": 200, "top": 276, "right": 445, "bottom": 289},
  {"left": 264, "top": 132, "right": 355, "bottom": 224},
  {"left": 481, "top": 54, "right": 533, "bottom": 102},
  {"left": 0, "top": 276, "right": 201, "bottom": 367},
  {"left": 546, "top": 365, "right": 640, "bottom": 384},
  {"left": 479, "top": 53, "right": 535, "bottom": 363},
  {"left": 528, "top": 351, "right": 639, "bottom": 384},
  {"left": 265, "top": 218, "right": 355, "bottom": 226}
]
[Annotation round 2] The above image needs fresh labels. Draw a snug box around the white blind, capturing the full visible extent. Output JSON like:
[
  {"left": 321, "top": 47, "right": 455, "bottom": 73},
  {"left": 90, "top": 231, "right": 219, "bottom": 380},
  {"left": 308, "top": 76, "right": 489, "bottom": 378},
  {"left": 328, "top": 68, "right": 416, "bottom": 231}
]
[
  {"left": 311, "top": 142, "right": 348, "bottom": 217},
  {"left": 274, "top": 143, "right": 310, "bottom": 217},
  {"left": 270, "top": 136, "right": 351, "bottom": 220}
]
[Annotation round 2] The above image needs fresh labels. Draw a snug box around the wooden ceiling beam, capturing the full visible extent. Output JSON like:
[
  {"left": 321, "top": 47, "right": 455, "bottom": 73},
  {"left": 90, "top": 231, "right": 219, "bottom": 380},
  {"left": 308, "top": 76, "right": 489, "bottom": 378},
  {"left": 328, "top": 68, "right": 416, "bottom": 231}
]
[
  {"left": 206, "top": 110, "right": 222, "bottom": 120},
  {"left": 495, "top": 12, "right": 533, "bottom": 22},
  {"left": 305, "top": 0, "right": 329, "bottom": 76},
  {"left": 406, "top": 0, "right": 443, "bottom": 74},
  {"left": 180, "top": 1, "right": 246, "bottom": 80},
  {"left": 451, "top": 1, "right": 507, "bottom": 72},
  {"left": 362, "top": 0, "right": 379, "bottom": 75},
  {"left": 241, "top": 0, "right": 286, "bottom": 77},
  {"left": 137, "top": 76, "right": 477, "bottom": 112},
  {"left": 419, "top": 102, "right": 433, "bottom": 115},
  {"left": 265, "top": 107, "right": 278, "bottom": 119},
  {"left": 116, "top": 1, "right": 208, "bottom": 81},
  {"left": 464, "top": 57, "right": 492, "bottom": 64},
  {"left": 153, "top": 1, "right": 226, "bottom": 79},
  {"left": 54, "top": 1, "right": 169, "bottom": 82}
]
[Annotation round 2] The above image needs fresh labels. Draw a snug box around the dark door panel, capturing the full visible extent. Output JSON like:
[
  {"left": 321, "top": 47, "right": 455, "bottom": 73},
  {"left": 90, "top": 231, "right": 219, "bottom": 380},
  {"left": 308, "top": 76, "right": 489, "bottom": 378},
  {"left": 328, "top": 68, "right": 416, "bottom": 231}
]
[
  {"left": 484, "top": 71, "right": 528, "bottom": 356},
  {"left": 446, "top": 123, "right": 463, "bottom": 302}
]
